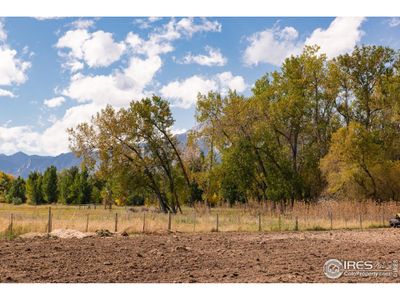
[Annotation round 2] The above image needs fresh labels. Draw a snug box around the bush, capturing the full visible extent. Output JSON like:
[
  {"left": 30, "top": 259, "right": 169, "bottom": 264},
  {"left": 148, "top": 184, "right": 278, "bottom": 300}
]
[
  {"left": 11, "top": 197, "right": 23, "bottom": 205},
  {"left": 127, "top": 195, "right": 145, "bottom": 206}
]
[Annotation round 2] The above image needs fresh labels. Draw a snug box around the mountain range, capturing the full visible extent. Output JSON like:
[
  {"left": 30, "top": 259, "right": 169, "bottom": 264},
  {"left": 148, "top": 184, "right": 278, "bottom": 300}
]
[{"left": 0, "top": 131, "right": 189, "bottom": 178}]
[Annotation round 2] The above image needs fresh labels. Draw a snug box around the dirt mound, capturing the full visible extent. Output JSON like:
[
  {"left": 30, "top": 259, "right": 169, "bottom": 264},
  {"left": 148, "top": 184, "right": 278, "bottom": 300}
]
[
  {"left": 50, "top": 229, "right": 95, "bottom": 239},
  {"left": 19, "top": 229, "right": 95, "bottom": 239}
]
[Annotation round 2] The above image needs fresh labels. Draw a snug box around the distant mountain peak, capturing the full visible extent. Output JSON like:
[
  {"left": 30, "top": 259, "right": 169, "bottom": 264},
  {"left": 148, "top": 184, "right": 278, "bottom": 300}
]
[{"left": 0, "top": 152, "right": 81, "bottom": 178}]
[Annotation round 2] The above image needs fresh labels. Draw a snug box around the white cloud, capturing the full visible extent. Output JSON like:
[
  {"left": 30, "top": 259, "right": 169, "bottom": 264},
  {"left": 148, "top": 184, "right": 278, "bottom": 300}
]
[
  {"left": 134, "top": 17, "right": 162, "bottom": 29},
  {"left": 243, "top": 26, "right": 303, "bottom": 66},
  {"left": 305, "top": 17, "right": 365, "bottom": 58},
  {"left": 44, "top": 96, "right": 66, "bottom": 108},
  {"left": 175, "top": 17, "right": 221, "bottom": 37},
  {"left": 243, "top": 17, "right": 365, "bottom": 66},
  {"left": 0, "top": 88, "right": 16, "bottom": 98},
  {"left": 388, "top": 17, "right": 400, "bottom": 27},
  {"left": 0, "top": 125, "right": 42, "bottom": 155},
  {"left": 62, "top": 55, "right": 162, "bottom": 107},
  {"left": 179, "top": 46, "right": 227, "bottom": 66},
  {"left": 56, "top": 29, "right": 126, "bottom": 70},
  {"left": 70, "top": 19, "right": 95, "bottom": 29},
  {"left": 0, "top": 47, "right": 31, "bottom": 85},
  {"left": 0, "top": 20, "right": 31, "bottom": 86},
  {"left": 160, "top": 72, "right": 247, "bottom": 109},
  {"left": 125, "top": 17, "right": 222, "bottom": 57},
  {"left": 0, "top": 103, "right": 104, "bottom": 155}
]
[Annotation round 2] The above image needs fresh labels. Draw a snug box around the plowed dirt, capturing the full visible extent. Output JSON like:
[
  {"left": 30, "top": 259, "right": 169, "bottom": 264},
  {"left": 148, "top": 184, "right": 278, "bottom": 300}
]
[{"left": 1, "top": 229, "right": 399, "bottom": 283}]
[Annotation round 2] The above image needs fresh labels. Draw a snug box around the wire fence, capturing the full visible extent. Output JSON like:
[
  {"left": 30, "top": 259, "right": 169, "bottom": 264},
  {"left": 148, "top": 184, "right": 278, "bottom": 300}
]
[{"left": 0, "top": 201, "right": 397, "bottom": 240}]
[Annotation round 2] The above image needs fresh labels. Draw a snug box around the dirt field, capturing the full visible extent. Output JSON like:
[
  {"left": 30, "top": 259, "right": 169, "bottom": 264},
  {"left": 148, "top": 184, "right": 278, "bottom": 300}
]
[{"left": 1, "top": 229, "right": 400, "bottom": 283}]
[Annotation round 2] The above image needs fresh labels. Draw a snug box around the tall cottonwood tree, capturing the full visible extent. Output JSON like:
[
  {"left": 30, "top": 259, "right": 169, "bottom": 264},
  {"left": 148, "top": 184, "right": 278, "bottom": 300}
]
[{"left": 68, "top": 96, "right": 191, "bottom": 213}]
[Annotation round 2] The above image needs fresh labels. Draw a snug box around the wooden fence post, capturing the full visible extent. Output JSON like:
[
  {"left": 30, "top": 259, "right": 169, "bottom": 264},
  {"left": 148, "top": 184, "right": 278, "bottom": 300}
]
[
  {"left": 294, "top": 216, "right": 299, "bottom": 231},
  {"left": 193, "top": 211, "right": 196, "bottom": 232},
  {"left": 9, "top": 213, "right": 13, "bottom": 237},
  {"left": 329, "top": 211, "right": 333, "bottom": 230},
  {"left": 278, "top": 214, "right": 281, "bottom": 231},
  {"left": 47, "top": 207, "right": 52, "bottom": 234},
  {"left": 142, "top": 212, "right": 146, "bottom": 233},
  {"left": 115, "top": 213, "right": 118, "bottom": 232},
  {"left": 258, "top": 213, "right": 262, "bottom": 232},
  {"left": 86, "top": 214, "right": 89, "bottom": 232},
  {"left": 359, "top": 214, "right": 363, "bottom": 230},
  {"left": 216, "top": 214, "right": 219, "bottom": 232},
  {"left": 168, "top": 212, "right": 172, "bottom": 231}
]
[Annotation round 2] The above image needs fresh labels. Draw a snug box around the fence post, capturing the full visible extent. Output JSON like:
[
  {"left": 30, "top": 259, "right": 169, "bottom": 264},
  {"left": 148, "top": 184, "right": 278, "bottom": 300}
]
[
  {"left": 168, "top": 212, "right": 172, "bottom": 231},
  {"left": 278, "top": 214, "right": 281, "bottom": 231},
  {"left": 294, "top": 216, "right": 299, "bottom": 231},
  {"left": 9, "top": 213, "right": 13, "bottom": 237},
  {"left": 86, "top": 214, "right": 89, "bottom": 232},
  {"left": 258, "top": 213, "right": 262, "bottom": 232},
  {"left": 47, "top": 207, "right": 52, "bottom": 234},
  {"left": 193, "top": 211, "right": 196, "bottom": 232},
  {"left": 329, "top": 211, "right": 333, "bottom": 230},
  {"left": 359, "top": 214, "right": 363, "bottom": 230},
  {"left": 115, "top": 213, "right": 118, "bottom": 232},
  {"left": 142, "top": 212, "right": 146, "bottom": 233},
  {"left": 216, "top": 214, "right": 219, "bottom": 232}
]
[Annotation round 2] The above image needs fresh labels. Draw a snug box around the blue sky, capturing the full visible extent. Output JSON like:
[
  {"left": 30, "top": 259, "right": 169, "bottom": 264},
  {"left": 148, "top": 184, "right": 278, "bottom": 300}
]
[{"left": 0, "top": 17, "right": 399, "bottom": 156}]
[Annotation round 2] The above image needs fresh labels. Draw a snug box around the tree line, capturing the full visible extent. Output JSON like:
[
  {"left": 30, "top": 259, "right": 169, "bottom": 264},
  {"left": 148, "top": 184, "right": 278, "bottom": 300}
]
[
  {"left": 0, "top": 166, "right": 114, "bottom": 206},
  {"left": 69, "top": 44, "right": 400, "bottom": 212},
  {"left": 1, "top": 45, "right": 399, "bottom": 212}
]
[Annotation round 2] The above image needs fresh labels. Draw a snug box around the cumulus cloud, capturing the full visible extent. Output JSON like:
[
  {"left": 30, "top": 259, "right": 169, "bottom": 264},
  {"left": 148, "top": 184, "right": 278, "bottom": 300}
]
[
  {"left": 62, "top": 55, "right": 162, "bottom": 107},
  {"left": 0, "top": 20, "right": 31, "bottom": 89},
  {"left": 0, "top": 125, "right": 42, "bottom": 155},
  {"left": 0, "top": 88, "right": 16, "bottom": 98},
  {"left": 305, "top": 17, "right": 365, "bottom": 58},
  {"left": 243, "top": 26, "right": 303, "bottom": 66},
  {"left": 243, "top": 17, "right": 365, "bottom": 66},
  {"left": 160, "top": 72, "right": 247, "bottom": 109},
  {"left": 178, "top": 46, "right": 227, "bottom": 66},
  {"left": 56, "top": 29, "right": 126, "bottom": 70},
  {"left": 44, "top": 96, "right": 65, "bottom": 108},
  {"left": 0, "top": 103, "right": 102, "bottom": 155}
]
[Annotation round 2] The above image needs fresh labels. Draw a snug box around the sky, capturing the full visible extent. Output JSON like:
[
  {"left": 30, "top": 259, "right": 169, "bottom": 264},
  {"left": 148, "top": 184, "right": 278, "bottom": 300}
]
[{"left": 0, "top": 16, "right": 399, "bottom": 156}]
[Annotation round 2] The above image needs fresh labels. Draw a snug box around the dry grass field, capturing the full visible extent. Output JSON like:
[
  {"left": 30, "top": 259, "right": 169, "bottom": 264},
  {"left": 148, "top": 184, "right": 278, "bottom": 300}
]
[{"left": 0, "top": 200, "right": 397, "bottom": 239}]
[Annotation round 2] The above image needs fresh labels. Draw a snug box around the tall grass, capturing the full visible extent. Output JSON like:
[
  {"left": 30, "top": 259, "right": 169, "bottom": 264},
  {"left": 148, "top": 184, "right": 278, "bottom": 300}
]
[{"left": 0, "top": 200, "right": 396, "bottom": 238}]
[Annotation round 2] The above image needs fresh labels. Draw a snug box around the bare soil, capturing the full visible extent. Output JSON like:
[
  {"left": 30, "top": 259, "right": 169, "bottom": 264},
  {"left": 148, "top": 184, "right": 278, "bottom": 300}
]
[{"left": 1, "top": 229, "right": 400, "bottom": 283}]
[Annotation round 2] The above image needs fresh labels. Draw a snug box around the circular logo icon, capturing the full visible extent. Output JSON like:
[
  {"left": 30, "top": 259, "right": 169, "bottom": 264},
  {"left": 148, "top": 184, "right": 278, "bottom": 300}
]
[{"left": 323, "top": 259, "right": 344, "bottom": 279}]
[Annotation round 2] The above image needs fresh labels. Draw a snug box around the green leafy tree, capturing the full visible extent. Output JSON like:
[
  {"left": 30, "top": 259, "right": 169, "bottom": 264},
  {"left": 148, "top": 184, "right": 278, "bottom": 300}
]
[
  {"left": 6, "top": 176, "right": 26, "bottom": 204},
  {"left": 26, "top": 172, "right": 43, "bottom": 205},
  {"left": 42, "top": 166, "right": 58, "bottom": 203}
]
